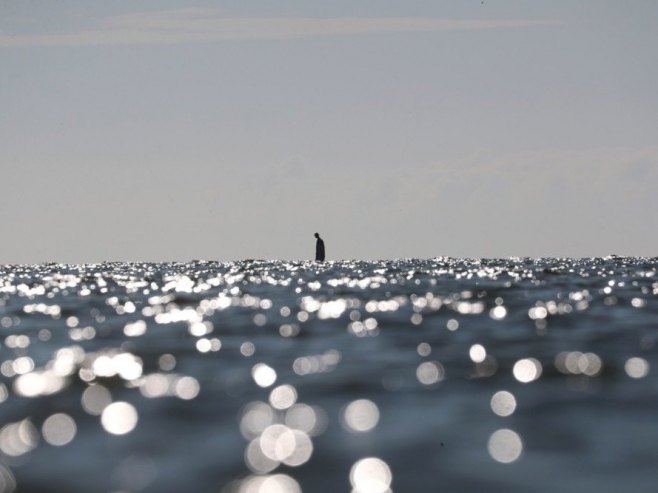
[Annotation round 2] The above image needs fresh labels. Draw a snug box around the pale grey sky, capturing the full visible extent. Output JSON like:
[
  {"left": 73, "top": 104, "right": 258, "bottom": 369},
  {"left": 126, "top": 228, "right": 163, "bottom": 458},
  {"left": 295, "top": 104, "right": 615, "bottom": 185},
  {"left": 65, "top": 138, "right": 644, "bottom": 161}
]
[{"left": 1, "top": 1, "right": 657, "bottom": 262}]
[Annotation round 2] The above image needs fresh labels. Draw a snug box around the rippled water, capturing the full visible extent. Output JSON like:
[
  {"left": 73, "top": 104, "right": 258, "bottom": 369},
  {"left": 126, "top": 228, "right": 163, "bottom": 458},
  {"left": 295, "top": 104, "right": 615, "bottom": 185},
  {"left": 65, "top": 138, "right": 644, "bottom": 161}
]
[{"left": 0, "top": 257, "right": 657, "bottom": 492}]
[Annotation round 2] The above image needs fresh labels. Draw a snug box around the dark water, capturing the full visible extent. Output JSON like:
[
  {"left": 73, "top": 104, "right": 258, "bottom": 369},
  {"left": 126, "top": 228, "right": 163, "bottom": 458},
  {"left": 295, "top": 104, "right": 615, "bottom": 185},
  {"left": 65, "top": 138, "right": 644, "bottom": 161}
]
[{"left": 0, "top": 257, "right": 657, "bottom": 493}]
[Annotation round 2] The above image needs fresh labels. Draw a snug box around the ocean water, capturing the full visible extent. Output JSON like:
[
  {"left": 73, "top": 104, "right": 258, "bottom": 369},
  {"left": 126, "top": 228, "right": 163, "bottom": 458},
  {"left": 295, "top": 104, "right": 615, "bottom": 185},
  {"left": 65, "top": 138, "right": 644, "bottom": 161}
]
[{"left": 0, "top": 257, "right": 657, "bottom": 493}]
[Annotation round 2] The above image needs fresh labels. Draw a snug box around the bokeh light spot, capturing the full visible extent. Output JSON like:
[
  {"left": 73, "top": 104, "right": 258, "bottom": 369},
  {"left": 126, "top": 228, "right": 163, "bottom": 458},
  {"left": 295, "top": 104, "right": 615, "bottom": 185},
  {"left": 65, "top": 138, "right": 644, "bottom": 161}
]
[
  {"left": 625, "top": 357, "right": 649, "bottom": 378},
  {"left": 512, "top": 358, "right": 542, "bottom": 383},
  {"left": 238, "top": 474, "right": 301, "bottom": 493},
  {"left": 0, "top": 463, "right": 16, "bottom": 493},
  {"left": 342, "top": 399, "right": 380, "bottom": 433},
  {"left": 269, "top": 385, "right": 298, "bottom": 410},
  {"left": 469, "top": 344, "right": 487, "bottom": 363},
  {"left": 175, "top": 376, "right": 200, "bottom": 400},
  {"left": 416, "top": 342, "right": 431, "bottom": 357},
  {"left": 42, "top": 413, "right": 76, "bottom": 446},
  {"left": 488, "top": 428, "right": 523, "bottom": 463},
  {"left": 350, "top": 457, "right": 393, "bottom": 493},
  {"left": 490, "top": 391, "right": 517, "bottom": 417},
  {"left": 416, "top": 361, "right": 445, "bottom": 385},
  {"left": 252, "top": 364, "right": 277, "bottom": 388},
  {"left": 101, "top": 402, "right": 138, "bottom": 435}
]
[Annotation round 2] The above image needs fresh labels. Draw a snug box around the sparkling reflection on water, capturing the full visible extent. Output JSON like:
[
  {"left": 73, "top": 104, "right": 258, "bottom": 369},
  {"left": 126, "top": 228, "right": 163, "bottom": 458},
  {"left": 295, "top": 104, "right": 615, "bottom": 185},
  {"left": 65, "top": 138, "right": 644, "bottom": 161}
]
[{"left": 0, "top": 257, "right": 657, "bottom": 492}]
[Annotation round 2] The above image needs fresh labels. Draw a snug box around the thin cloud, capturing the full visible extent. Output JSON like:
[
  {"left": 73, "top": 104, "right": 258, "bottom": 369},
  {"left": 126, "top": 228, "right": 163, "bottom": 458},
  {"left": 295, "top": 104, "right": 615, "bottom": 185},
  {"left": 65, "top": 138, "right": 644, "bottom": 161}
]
[{"left": 0, "top": 8, "right": 560, "bottom": 47}]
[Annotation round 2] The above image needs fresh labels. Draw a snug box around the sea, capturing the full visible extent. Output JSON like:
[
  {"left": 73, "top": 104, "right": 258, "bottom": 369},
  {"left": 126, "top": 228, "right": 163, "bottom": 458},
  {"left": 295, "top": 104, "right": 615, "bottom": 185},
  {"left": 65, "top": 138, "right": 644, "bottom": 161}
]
[{"left": 0, "top": 257, "right": 657, "bottom": 493}]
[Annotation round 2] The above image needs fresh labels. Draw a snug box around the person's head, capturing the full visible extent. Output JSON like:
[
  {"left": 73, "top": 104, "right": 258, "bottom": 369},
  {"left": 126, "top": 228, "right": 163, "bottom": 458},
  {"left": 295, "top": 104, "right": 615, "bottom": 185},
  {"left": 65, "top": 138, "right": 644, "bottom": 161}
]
[{"left": 314, "top": 233, "right": 320, "bottom": 239}]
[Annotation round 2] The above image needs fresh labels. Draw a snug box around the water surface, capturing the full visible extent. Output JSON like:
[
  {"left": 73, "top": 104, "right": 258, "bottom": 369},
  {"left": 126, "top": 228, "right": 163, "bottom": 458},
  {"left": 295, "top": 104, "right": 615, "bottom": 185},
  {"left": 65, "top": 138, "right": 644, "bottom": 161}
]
[{"left": 0, "top": 257, "right": 657, "bottom": 492}]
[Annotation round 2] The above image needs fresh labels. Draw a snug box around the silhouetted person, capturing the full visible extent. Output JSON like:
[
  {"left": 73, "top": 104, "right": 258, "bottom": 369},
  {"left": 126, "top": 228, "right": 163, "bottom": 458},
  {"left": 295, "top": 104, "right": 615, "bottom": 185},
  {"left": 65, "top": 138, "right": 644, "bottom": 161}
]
[{"left": 314, "top": 233, "right": 325, "bottom": 262}]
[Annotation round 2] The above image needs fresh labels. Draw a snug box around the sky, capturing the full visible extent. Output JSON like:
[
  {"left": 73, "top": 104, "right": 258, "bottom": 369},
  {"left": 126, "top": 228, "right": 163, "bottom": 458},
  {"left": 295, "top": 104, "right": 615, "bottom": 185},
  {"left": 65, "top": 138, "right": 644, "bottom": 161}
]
[{"left": 1, "top": 1, "right": 657, "bottom": 262}]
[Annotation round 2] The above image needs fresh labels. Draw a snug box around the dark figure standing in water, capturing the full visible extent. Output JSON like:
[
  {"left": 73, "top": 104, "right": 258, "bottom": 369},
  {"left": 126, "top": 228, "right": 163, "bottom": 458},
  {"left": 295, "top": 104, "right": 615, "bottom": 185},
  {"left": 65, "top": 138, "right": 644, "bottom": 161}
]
[{"left": 314, "top": 233, "right": 325, "bottom": 262}]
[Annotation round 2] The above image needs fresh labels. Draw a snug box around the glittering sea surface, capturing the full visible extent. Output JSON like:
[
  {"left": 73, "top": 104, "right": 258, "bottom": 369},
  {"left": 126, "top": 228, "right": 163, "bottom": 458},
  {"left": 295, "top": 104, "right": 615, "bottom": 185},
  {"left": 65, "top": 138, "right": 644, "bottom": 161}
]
[{"left": 1, "top": 257, "right": 657, "bottom": 493}]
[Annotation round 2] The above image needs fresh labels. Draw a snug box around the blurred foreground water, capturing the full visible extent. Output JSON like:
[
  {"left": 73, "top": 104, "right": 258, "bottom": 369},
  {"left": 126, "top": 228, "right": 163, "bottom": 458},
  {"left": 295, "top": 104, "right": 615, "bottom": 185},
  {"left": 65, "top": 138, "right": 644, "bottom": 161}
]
[{"left": 0, "top": 257, "right": 657, "bottom": 492}]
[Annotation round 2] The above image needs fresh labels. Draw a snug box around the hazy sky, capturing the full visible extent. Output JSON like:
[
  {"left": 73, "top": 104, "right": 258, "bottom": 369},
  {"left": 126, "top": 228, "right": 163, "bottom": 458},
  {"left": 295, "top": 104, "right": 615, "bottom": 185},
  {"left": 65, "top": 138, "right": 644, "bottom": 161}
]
[{"left": 1, "top": 1, "right": 657, "bottom": 262}]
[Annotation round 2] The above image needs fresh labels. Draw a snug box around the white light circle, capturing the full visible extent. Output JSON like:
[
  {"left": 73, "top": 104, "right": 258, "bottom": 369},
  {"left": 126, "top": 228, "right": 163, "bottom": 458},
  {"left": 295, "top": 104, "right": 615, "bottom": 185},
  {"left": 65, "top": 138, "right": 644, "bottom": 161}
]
[
  {"left": 342, "top": 399, "right": 380, "bottom": 433},
  {"left": 490, "top": 391, "right": 517, "bottom": 417},
  {"left": 81, "top": 385, "right": 112, "bottom": 415},
  {"left": 269, "top": 385, "right": 297, "bottom": 410},
  {"left": 488, "top": 428, "right": 523, "bottom": 463},
  {"left": 245, "top": 438, "right": 279, "bottom": 474},
  {"left": 239, "top": 474, "right": 301, "bottom": 493},
  {"left": 469, "top": 344, "right": 487, "bottom": 363},
  {"left": 513, "top": 358, "right": 542, "bottom": 383},
  {"left": 42, "top": 413, "right": 77, "bottom": 446},
  {"left": 282, "top": 430, "right": 313, "bottom": 467},
  {"left": 350, "top": 457, "right": 392, "bottom": 493},
  {"left": 625, "top": 357, "right": 649, "bottom": 379},
  {"left": 252, "top": 363, "right": 277, "bottom": 388},
  {"left": 416, "top": 361, "right": 444, "bottom": 385},
  {"left": 259, "top": 424, "right": 296, "bottom": 461},
  {"left": 0, "top": 463, "right": 16, "bottom": 493},
  {"left": 175, "top": 376, "right": 200, "bottom": 400},
  {"left": 101, "top": 402, "right": 138, "bottom": 435}
]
